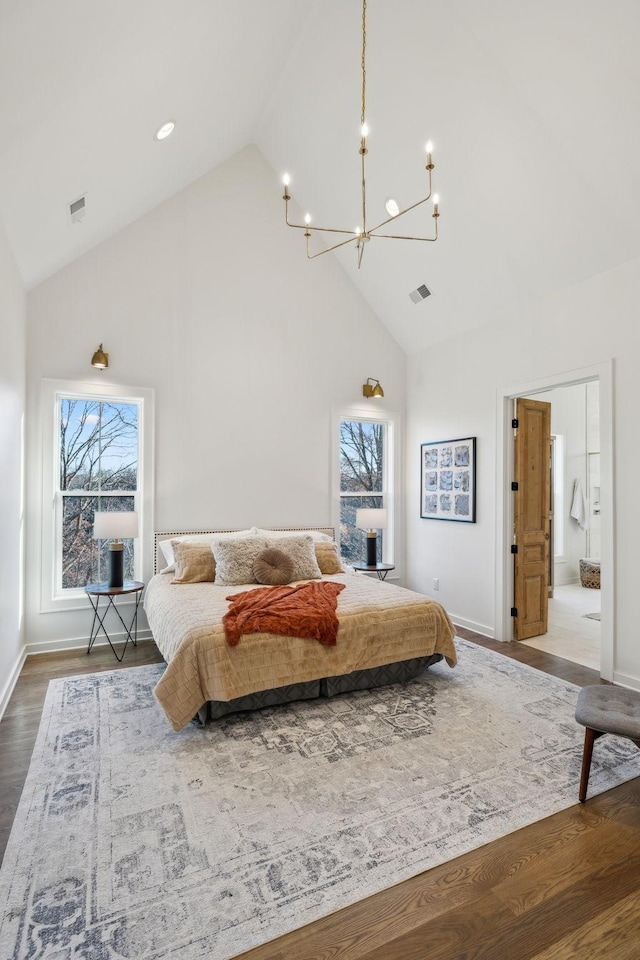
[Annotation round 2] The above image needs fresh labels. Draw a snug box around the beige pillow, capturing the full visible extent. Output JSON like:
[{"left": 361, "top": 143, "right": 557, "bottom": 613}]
[
  {"left": 252, "top": 548, "right": 294, "bottom": 585},
  {"left": 159, "top": 529, "right": 254, "bottom": 573},
  {"left": 171, "top": 540, "right": 216, "bottom": 583},
  {"left": 314, "top": 540, "right": 345, "bottom": 575}
]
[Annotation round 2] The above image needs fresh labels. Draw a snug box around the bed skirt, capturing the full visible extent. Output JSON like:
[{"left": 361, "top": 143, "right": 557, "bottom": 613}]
[{"left": 192, "top": 653, "right": 444, "bottom": 724}]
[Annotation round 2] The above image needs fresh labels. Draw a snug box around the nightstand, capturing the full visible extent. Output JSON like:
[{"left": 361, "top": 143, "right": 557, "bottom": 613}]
[
  {"left": 85, "top": 580, "right": 144, "bottom": 662},
  {"left": 352, "top": 563, "right": 395, "bottom": 581}
]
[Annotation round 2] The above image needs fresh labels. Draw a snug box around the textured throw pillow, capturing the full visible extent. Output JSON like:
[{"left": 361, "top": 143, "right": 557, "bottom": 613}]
[
  {"left": 212, "top": 534, "right": 323, "bottom": 586},
  {"left": 171, "top": 540, "right": 217, "bottom": 583},
  {"left": 158, "top": 529, "right": 254, "bottom": 574},
  {"left": 314, "top": 539, "right": 345, "bottom": 575},
  {"left": 252, "top": 548, "right": 295, "bottom": 585},
  {"left": 251, "top": 527, "right": 333, "bottom": 542}
]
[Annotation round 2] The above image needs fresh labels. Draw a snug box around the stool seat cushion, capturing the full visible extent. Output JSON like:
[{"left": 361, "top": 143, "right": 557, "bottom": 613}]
[{"left": 575, "top": 685, "right": 640, "bottom": 740}]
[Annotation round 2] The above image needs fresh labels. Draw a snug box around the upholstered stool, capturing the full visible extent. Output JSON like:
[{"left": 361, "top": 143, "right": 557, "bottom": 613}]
[{"left": 575, "top": 685, "right": 640, "bottom": 801}]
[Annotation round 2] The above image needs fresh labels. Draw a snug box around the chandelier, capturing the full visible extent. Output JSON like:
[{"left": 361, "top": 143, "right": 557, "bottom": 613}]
[{"left": 281, "top": 0, "right": 440, "bottom": 269}]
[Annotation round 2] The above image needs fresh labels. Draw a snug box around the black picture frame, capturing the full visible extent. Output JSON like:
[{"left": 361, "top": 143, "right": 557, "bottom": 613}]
[{"left": 420, "top": 437, "right": 476, "bottom": 522}]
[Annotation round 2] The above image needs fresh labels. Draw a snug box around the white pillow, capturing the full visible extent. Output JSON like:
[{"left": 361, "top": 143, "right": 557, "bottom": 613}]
[
  {"left": 251, "top": 527, "right": 333, "bottom": 542},
  {"left": 158, "top": 529, "right": 254, "bottom": 574},
  {"left": 213, "top": 534, "right": 322, "bottom": 586}
]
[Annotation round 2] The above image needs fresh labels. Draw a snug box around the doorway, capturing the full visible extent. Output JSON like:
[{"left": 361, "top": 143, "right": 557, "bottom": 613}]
[
  {"left": 495, "top": 361, "right": 613, "bottom": 681},
  {"left": 518, "top": 381, "right": 600, "bottom": 669}
]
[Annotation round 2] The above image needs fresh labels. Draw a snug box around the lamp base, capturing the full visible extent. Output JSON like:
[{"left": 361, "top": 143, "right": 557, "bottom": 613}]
[
  {"left": 366, "top": 533, "right": 377, "bottom": 566},
  {"left": 108, "top": 544, "right": 124, "bottom": 588}
]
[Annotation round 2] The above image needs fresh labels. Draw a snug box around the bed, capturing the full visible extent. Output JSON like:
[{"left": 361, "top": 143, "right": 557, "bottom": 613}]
[{"left": 145, "top": 528, "right": 457, "bottom": 731}]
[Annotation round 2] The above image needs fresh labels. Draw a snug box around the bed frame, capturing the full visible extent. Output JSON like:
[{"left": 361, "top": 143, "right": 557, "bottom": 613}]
[{"left": 151, "top": 527, "right": 444, "bottom": 724}]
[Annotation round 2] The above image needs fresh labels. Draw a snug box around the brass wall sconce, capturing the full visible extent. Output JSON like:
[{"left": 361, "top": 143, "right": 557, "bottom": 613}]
[
  {"left": 91, "top": 344, "right": 109, "bottom": 370},
  {"left": 363, "top": 378, "right": 384, "bottom": 399}
]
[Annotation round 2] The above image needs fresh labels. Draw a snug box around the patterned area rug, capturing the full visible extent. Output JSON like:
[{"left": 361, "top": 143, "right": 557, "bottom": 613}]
[{"left": 2, "top": 638, "right": 640, "bottom": 960}]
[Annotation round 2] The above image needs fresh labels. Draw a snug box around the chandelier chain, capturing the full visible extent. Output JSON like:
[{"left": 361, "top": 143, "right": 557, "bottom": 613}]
[{"left": 361, "top": 0, "right": 367, "bottom": 127}]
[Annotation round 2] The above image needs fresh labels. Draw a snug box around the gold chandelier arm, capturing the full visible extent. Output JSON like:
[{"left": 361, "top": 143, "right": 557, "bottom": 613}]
[
  {"left": 369, "top": 222, "right": 439, "bottom": 242},
  {"left": 306, "top": 233, "right": 360, "bottom": 259},
  {"left": 368, "top": 169, "right": 433, "bottom": 235},
  {"left": 371, "top": 234, "right": 438, "bottom": 242},
  {"left": 285, "top": 199, "right": 356, "bottom": 236}
]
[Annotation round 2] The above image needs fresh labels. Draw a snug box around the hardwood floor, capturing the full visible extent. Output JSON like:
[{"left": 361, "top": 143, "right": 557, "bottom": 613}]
[{"left": 2, "top": 631, "right": 640, "bottom": 960}]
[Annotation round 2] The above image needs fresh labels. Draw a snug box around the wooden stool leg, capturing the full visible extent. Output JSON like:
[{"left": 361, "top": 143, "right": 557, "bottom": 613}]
[{"left": 579, "top": 727, "right": 603, "bottom": 802}]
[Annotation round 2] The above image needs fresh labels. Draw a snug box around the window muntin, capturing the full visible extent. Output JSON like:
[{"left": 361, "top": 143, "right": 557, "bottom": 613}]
[{"left": 339, "top": 418, "right": 389, "bottom": 564}]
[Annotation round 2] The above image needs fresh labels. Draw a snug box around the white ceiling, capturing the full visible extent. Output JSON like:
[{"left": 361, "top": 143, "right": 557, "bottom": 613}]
[{"left": 2, "top": 0, "right": 640, "bottom": 353}]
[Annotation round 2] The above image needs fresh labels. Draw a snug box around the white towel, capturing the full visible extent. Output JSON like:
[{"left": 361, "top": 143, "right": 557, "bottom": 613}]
[{"left": 570, "top": 479, "right": 588, "bottom": 531}]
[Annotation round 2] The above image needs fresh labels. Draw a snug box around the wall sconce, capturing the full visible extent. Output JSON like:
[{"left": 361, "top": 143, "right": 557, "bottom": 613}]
[
  {"left": 362, "top": 378, "right": 384, "bottom": 399},
  {"left": 91, "top": 344, "right": 109, "bottom": 370}
]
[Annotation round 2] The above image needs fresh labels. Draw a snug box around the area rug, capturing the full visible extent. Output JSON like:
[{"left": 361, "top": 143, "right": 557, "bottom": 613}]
[
  {"left": 2, "top": 639, "right": 640, "bottom": 960},
  {"left": 584, "top": 611, "right": 601, "bottom": 620}
]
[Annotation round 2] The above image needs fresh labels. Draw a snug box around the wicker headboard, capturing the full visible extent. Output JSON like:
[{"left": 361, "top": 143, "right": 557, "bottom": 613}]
[{"left": 153, "top": 527, "right": 336, "bottom": 574}]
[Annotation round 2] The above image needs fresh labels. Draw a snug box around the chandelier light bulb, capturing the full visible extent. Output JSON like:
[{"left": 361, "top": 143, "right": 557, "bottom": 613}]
[
  {"left": 154, "top": 120, "right": 175, "bottom": 141},
  {"left": 355, "top": 226, "right": 362, "bottom": 235},
  {"left": 282, "top": 173, "right": 290, "bottom": 186},
  {"left": 385, "top": 198, "right": 400, "bottom": 217},
  {"left": 426, "top": 140, "right": 433, "bottom": 154},
  {"left": 433, "top": 194, "right": 439, "bottom": 204},
  {"left": 304, "top": 214, "right": 311, "bottom": 225},
  {"left": 361, "top": 122, "right": 369, "bottom": 138}
]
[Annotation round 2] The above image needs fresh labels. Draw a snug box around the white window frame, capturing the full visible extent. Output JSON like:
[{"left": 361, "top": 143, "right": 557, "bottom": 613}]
[
  {"left": 40, "top": 379, "right": 154, "bottom": 613},
  {"left": 333, "top": 407, "right": 398, "bottom": 567}
]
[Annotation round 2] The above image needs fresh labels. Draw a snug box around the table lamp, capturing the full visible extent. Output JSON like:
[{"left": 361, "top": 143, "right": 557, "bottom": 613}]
[
  {"left": 93, "top": 511, "right": 139, "bottom": 588},
  {"left": 356, "top": 508, "right": 387, "bottom": 566}
]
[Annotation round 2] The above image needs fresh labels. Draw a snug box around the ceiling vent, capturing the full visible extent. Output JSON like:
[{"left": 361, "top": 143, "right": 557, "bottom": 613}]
[
  {"left": 68, "top": 194, "right": 86, "bottom": 225},
  {"left": 409, "top": 283, "right": 431, "bottom": 304}
]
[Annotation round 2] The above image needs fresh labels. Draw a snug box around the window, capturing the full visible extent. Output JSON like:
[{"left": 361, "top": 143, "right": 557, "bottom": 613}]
[
  {"left": 339, "top": 418, "right": 391, "bottom": 564},
  {"left": 57, "top": 397, "right": 139, "bottom": 590},
  {"left": 41, "top": 379, "right": 154, "bottom": 610}
]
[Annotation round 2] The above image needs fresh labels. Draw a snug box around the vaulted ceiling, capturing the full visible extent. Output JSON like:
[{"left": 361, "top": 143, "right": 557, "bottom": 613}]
[{"left": 2, "top": 0, "right": 640, "bottom": 353}]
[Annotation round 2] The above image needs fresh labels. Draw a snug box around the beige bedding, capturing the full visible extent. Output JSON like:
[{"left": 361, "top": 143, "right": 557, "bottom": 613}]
[{"left": 145, "top": 570, "right": 457, "bottom": 731}]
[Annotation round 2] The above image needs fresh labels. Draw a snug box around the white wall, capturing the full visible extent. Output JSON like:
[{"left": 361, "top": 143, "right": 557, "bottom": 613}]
[
  {"left": 0, "top": 221, "right": 26, "bottom": 715},
  {"left": 25, "top": 145, "right": 406, "bottom": 651},
  {"left": 406, "top": 252, "right": 640, "bottom": 685}
]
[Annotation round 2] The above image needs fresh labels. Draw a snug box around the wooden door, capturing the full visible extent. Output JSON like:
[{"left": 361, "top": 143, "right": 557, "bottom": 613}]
[{"left": 513, "top": 398, "right": 551, "bottom": 640}]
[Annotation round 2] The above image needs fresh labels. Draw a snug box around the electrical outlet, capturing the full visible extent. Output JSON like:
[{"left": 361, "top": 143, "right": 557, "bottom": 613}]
[{"left": 433, "top": 578, "right": 439, "bottom": 591}]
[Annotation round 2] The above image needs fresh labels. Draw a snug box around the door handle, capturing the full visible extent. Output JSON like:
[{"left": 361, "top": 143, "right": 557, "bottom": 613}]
[{"left": 544, "top": 532, "right": 550, "bottom": 540}]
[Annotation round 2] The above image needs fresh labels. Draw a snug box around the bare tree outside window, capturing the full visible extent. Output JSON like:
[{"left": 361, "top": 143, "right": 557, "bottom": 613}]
[
  {"left": 340, "top": 419, "right": 385, "bottom": 563},
  {"left": 59, "top": 399, "right": 138, "bottom": 588}
]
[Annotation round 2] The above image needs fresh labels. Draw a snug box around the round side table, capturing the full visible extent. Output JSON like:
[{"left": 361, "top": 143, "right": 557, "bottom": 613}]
[{"left": 85, "top": 580, "right": 145, "bottom": 662}]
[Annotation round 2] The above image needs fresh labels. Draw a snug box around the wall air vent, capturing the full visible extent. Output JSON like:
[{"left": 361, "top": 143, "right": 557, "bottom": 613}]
[
  {"left": 409, "top": 283, "right": 431, "bottom": 304},
  {"left": 68, "top": 194, "right": 86, "bottom": 225}
]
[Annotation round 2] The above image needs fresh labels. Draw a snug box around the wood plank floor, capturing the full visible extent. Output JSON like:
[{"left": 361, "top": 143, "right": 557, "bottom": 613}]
[{"left": 2, "top": 630, "right": 640, "bottom": 960}]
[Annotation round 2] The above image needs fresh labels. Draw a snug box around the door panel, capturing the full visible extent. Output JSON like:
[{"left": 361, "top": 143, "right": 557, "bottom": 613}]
[{"left": 514, "top": 398, "right": 551, "bottom": 640}]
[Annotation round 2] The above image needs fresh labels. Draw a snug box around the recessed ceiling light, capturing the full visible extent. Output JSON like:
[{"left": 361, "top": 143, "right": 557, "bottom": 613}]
[
  {"left": 385, "top": 197, "right": 399, "bottom": 217},
  {"left": 154, "top": 121, "right": 175, "bottom": 141}
]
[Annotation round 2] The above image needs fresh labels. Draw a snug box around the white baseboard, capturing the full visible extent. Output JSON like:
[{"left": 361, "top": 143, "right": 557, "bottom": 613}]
[
  {"left": 555, "top": 576, "right": 580, "bottom": 586},
  {"left": 450, "top": 615, "right": 495, "bottom": 639},
  {"left": 25, "top": 629, "right": 154, "bottom": 657},
  {"left": 0, "top": 644, "right": 27, "bottom": 721},
  {"left": 612, "top": 672, "right": 640, "bottom": 692}
]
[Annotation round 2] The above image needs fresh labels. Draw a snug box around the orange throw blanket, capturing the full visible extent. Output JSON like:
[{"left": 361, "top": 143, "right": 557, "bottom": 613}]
[{"left": 223, "top": 581, "right": 346, "bottom": 647}]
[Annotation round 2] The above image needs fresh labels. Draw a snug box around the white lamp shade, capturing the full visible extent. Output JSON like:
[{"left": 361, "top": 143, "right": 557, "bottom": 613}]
[
  {"left": 356, "top": 508, "right": 387, "bottom": 531},
  {"left": 93, "top": 511, "right": 139, "bottom": 540}
]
